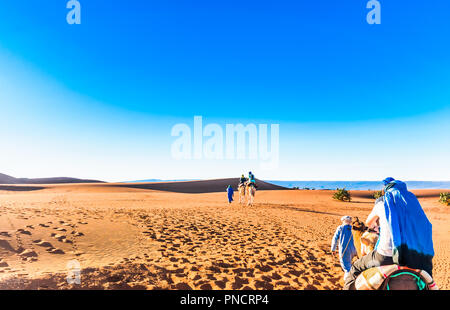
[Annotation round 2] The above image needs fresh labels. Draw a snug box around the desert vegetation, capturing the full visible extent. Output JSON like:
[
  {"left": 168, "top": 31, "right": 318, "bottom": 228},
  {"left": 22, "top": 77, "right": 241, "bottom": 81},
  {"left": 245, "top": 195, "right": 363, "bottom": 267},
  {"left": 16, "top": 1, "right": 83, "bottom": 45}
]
[
  {"left": 332, "top": 188, "right": 351, "bottom": 202},
  {"left": 439, "top": 192, "right": 450, "bottom": 206}
]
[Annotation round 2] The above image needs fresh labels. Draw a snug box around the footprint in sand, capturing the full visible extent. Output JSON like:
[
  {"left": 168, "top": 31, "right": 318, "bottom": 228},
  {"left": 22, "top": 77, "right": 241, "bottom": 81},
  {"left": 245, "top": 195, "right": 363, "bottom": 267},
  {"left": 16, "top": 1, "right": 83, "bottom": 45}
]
[
  {"left": 0, "top": 231, "right": 12, "bottom": 237},
  {"left": 39, "top": 224, "right": 50, "bottom": 228},
  {"left": 0, "top": 240, "right": 17, "bottom": 253},
  {"left": 32, "top": 240, "right": 54, "bottom": 248},
  {"left": 18, "top": 249, "right": 38, "bottom": 260},
  {"left": 174, "top": 282, "right": 193, "bottom": 290},
  {"left": 16, "top": 229, "right": 32, "bottom": 235},
  {"left": 304, "top": 284, "right": 318, "bottom": 290},
  {"left": 72, "top": 251, "right": 84, "bottom": 256},
  {"left": 254, "top": 279, "right": 274, "bottom": 290},
  {"left": 50, "top": 233, "right": 71, "bottom": 243},
  {"left": 47, "top": 248, "right": 65, "bottom": 254}
]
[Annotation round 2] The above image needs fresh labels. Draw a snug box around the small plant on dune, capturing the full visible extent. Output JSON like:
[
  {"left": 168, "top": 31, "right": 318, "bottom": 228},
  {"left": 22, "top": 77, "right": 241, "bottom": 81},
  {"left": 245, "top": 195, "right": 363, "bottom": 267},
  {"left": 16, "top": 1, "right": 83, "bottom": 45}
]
[
  {"left": 333, "top": 188, "right": 351, "bottom": 202},
  {"left": 439, "top": 193, "right": 450, "bottom": 206},
  {"left": 373, "top": 190, "right": 383, "bottom": 200}
]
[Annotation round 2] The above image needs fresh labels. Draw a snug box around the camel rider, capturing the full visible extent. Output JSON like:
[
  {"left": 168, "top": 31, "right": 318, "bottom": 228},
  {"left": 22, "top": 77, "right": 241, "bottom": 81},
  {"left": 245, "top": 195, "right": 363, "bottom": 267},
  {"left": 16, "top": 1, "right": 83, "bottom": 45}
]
[
  {"left": 238, "top": 174, "right": 247, "bottom": 187},
  {"left": 343, "top": 178, "right": 434, "bottom": 290},
  {"left": 248, "top": 171, "right": 256, "bottom": 188}
]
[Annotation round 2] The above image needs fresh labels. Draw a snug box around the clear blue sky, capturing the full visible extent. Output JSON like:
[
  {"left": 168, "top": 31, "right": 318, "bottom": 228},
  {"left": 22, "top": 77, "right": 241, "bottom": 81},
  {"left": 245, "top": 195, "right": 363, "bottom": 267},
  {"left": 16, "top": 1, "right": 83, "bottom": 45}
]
[{"left": 0, "top": 1, "right": 449, "bottom": 181}]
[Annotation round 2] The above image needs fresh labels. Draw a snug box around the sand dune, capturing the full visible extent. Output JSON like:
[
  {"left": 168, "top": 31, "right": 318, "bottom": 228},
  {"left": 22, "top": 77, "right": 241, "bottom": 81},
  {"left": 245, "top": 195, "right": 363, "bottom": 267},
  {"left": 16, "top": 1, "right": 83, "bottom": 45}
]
[
  {"left": 0, "top": 178, "right": 285, "bottom": 194},
  {"left": 0, "top": 172, "right": 103, "bottom": 185},
  {"left": 118, "top": 178, "right": 286, "bottom": 193},
  {"left": 0, "top": 184, "right": 448, "bottom": 290}
]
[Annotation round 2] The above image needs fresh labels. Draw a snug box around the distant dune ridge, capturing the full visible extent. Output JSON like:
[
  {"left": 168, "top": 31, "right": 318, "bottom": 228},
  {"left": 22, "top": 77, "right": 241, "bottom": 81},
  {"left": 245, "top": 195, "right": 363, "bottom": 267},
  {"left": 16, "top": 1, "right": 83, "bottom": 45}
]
[
  {"left": 0, "top": 173, "right": 285, "bottom": 193},
  {"left": 118, "top": 178, "right": 287, "bottom": 193},
  {"left": 2, "top": 172, "right": 449, "bottom": 195},
  {"left": 0, "top": 173, "right": 104, "bottom": 185}
]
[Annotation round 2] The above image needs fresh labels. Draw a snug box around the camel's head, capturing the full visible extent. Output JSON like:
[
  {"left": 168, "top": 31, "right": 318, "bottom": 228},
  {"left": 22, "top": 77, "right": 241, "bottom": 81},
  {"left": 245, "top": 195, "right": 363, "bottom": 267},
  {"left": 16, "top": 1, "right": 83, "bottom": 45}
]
[{"left": 352, "top": 216, "right": 367, "bottom": 232}]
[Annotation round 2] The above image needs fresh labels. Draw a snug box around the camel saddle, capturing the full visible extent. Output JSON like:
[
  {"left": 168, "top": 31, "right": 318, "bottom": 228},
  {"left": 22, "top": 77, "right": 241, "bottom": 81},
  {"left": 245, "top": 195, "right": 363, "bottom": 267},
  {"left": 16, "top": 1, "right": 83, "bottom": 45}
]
[{"left": 355, "top": 264, "right": 438, "bottom": 290}]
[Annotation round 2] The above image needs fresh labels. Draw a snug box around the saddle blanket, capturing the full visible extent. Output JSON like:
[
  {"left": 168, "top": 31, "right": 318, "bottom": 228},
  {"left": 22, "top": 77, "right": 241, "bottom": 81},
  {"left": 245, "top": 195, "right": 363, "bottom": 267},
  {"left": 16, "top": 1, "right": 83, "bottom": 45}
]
[{"left": 355, "top": 264, "right": 438, "bottom": 290}]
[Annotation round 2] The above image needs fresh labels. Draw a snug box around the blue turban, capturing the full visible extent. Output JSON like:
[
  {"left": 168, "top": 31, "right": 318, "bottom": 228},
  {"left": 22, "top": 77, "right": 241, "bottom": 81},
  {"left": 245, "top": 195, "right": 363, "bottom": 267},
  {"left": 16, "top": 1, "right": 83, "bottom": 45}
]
[{"left": 382, "top": 177, "right": 395, "bottom": 186}]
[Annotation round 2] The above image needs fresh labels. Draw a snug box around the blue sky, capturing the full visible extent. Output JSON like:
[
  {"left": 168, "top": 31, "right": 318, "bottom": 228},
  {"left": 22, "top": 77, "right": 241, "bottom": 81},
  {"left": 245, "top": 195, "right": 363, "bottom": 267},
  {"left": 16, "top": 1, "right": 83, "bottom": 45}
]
[{"left": 0, "top": 1, "right": 449, "bottom": 181}]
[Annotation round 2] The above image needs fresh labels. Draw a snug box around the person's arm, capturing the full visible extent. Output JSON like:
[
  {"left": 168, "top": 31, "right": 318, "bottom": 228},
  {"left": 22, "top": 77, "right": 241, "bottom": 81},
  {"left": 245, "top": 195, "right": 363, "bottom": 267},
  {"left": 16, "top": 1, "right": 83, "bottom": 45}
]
[
  {"left": 331, "top": 226, "right": 341, "bottom": 252},
  {"left": 365, "top": 202, "right": 381, "bottom": 228}
]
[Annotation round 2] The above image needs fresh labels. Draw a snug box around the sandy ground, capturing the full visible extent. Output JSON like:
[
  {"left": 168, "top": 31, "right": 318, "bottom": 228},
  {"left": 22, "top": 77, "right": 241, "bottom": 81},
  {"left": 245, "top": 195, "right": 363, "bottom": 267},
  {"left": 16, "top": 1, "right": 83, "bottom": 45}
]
[{"left": 0, "top": 184, "right": 448, "bottom": 290}]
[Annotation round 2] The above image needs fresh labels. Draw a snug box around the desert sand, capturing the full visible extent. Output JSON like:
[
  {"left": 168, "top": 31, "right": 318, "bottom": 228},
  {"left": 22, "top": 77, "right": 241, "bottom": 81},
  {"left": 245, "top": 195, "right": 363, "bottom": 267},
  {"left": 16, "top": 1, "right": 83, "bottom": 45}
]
[{"left": 0, "top": 183, "right": 449, "bottom": 290}]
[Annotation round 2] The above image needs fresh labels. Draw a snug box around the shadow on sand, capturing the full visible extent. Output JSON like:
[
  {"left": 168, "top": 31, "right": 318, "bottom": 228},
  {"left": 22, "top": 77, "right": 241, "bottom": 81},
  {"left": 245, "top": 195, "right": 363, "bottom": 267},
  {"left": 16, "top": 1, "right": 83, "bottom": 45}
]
[
  {"left": 0, "top": 185, "right": 45, "bottom": 192},
  {"left": 117, "top": 178, "right": 286, "bottom": 194}
]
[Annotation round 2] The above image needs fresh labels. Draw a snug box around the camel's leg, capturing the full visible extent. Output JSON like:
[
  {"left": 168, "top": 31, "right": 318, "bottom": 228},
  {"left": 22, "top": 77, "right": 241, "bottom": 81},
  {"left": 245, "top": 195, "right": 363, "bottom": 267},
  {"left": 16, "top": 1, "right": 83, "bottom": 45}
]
[
  {"left": 352, "top": 230, "right": 362, "bottom": 258},
  {"left": 239, "top": 187, "right": 245, "bottom": 204},
  {"left": 247, "top": 188, "right": 254, "bottom": 206}
]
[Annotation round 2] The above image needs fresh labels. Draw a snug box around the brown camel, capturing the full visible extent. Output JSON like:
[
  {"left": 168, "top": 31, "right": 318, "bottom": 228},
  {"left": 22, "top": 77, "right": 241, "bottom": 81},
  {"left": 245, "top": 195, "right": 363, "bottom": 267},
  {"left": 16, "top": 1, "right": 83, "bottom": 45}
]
[
  {"left": 238, "top": 184, "right": 246, "bottom": 204},
  {"left": 351, "top": 217, "right": 379, "bottom": 258}
]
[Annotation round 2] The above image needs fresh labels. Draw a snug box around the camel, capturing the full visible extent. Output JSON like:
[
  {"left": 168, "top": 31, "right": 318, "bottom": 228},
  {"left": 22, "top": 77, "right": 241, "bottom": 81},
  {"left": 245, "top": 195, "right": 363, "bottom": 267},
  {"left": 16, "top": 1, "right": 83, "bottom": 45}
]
[
  {"left": 246, "top": 182, "right": 256, "bottom": 206},
  {"left": 351, "top": 217, "right": 378, "bottom": 258},
  {"left": 238, "top": 184, "right": 246, "bottom": 204}
]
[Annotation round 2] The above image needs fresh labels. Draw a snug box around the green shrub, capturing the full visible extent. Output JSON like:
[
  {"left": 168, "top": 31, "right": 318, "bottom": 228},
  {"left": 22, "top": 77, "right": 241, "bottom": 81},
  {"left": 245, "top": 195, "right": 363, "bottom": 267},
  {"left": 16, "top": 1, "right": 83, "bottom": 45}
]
[
  {"left": 333, "top": 188, "right": 351, "bottom": 202},
  {"left": 373, "top": 190, "right": 383, "bottom": 200},
  {"left": 439, "top": 193, "right": 450, "bottom": 206}
]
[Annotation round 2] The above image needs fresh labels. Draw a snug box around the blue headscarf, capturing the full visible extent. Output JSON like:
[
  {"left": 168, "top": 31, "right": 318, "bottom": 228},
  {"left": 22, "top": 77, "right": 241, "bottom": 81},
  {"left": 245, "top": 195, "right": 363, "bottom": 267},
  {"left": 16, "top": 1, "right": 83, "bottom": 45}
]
[
  {"left": 382, "top": 177, "right": 395, "bottom": 186},
  {"left": 383, "top": 179, "right": 434, "bottom": 275}
]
